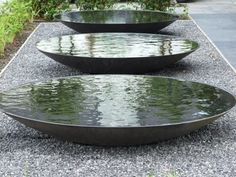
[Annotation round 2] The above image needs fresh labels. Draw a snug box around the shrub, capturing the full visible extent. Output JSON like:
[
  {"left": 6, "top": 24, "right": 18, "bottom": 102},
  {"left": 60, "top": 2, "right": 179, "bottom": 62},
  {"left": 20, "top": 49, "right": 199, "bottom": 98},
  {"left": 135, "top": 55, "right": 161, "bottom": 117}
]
[
  {"left": 23, "top": 0, "right": 70, "bottom": 20},
  {"left": 76, "top": 0, "right": 117, "bottom": 10},
  {"left": 0, "top": 0, "right": 33, "bottom": 55},
  {"left": 75, "top": 0, "right": 173, "bottom": 11},
  {"left": 136, "top": 0, "right": 173, "bottom": 11}
]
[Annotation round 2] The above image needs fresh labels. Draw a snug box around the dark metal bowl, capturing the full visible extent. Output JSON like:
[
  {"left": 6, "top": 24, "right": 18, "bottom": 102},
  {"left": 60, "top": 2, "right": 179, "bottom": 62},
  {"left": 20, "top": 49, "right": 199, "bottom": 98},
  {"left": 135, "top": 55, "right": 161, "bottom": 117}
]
[
  {"left": 54, "top": 10, "right": 179, "bottom": 33},
  {"left": 0, "top": 75, "right": 235, "bottom": 146},
  {"left": 37, "top": 33, "right": 199, "bottom": 74}
]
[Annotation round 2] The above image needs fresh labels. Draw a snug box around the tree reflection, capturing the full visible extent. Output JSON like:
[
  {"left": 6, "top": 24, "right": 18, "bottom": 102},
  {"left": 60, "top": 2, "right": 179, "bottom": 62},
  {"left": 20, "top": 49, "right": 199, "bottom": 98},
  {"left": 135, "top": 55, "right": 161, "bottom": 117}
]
[
  {"left": 29, "top": 78, "right": 86, "bottom": 124},
  {"left": 79, "top": 11, "right": 109, "bottom": 23},
  {"left": 132, "top": 11, "right": 173, "bottom": 23},
  {"left": 0, "top": 76, "right": 233, "bottom": 126},
  {"left": 141, "top": 78, "right": 232, "bottom": 123}
]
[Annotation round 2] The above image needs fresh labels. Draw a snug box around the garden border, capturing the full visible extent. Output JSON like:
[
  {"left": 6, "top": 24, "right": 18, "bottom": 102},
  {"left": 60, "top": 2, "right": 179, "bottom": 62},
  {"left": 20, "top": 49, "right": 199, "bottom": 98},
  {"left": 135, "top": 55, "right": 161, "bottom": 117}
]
[{"left": 0, "top": 23, "right": 40, "bottom": 78}]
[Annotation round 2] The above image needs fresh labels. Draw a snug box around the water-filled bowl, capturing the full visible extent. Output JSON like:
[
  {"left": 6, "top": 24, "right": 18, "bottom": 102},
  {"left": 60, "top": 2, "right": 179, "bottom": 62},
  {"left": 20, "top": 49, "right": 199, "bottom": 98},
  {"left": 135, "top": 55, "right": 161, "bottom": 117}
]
[
  {"left": 0, "top": 75, "right": 235, "bottom": 146},
  {"left": 37, "top": 33, "right": 199, "bottom": 74},
  {"left": 54, "top": 10, "right": 179, "bottom": 33}
]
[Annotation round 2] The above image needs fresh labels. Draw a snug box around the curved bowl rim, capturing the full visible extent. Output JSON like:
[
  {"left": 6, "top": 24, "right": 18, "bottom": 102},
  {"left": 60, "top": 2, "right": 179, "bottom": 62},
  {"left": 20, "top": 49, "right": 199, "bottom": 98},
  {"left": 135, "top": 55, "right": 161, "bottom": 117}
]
[
  {"left": 36, "top": 33, "right": 200, "bottom": 59},
  {"left": 54, "top": 10, "right": 179, "bottom": 25},
  {"left": 1, "top": 75, "right": 235, "bottom": 129}
]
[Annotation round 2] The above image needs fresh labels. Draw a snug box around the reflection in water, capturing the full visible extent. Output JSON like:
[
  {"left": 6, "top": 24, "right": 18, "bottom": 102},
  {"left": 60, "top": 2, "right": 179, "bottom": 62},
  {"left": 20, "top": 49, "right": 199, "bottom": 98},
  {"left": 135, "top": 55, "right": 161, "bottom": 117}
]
[
  {"left": 58, "top": 10, "right": 177, "bottom": 24},
  {"left": 37, "top": 33, "right": 198, "bottom": 58},
  {"left": 0, "top": 76, "right": 235, "bottom": 127}
]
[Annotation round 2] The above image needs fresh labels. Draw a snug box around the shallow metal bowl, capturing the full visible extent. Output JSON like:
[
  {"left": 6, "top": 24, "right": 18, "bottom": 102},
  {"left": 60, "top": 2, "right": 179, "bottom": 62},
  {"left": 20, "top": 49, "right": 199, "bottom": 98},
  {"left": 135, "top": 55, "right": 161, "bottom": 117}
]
[
  {"left": 37, "top": 33, "right": 199, "bottom": 74},
  {"left": 54, "top": 10, "right": 179, "bottom": 33},
  {"left": 0, "top": 75, "right": 235, "bottom": 146}
]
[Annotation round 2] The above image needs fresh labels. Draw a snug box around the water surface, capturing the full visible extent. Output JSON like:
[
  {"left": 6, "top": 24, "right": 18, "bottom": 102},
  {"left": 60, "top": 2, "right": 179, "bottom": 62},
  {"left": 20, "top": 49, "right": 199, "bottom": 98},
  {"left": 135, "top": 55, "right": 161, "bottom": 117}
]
[
  {"left": 37, "top": 33, "right": 198, "bottom": 58},
  {"left": 0, "top": 76, "right": 234, "bottom": 127},
  {"left": 58, "top": 10, "right": 177, "bottom": 24}
]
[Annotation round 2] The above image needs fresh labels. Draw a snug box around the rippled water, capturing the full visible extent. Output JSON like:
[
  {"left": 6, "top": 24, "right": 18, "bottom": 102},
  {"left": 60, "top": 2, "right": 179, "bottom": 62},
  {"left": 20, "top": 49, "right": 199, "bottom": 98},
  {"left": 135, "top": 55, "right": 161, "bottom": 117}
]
[
  {"left": 0, "top": 76, "right": 234, "bottom": 127},
  {"left": 57, "top": 10, "right": 177, "bottom": 24},
  {"left": 37, "top": 33, "right": 198, "bottom": 58}
]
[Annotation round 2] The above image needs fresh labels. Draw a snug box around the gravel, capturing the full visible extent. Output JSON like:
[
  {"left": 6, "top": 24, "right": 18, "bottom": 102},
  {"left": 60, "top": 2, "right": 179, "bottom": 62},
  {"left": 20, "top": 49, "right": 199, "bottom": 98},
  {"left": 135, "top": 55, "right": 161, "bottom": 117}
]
[{"left": 0, "top": 21, "right": 236, "bottom": 177}]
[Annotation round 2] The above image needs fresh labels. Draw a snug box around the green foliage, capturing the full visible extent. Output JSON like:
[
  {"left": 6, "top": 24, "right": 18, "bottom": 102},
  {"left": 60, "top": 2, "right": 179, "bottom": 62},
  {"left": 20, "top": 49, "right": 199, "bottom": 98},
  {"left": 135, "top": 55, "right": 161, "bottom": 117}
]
[
  {"left": 23, "top": 0, "right": 70, "bottom": 20},
  {"left": 135, "top": 0, "right": 173, "bottom": 11},
  {"left": 176, "top": 3, "right": 189, "bottom": 19},
  {"left": 76, "top": 0, "right": 117, "bottom": 10},
  {"left": 75, "top": 0, "right": 173, "bottom": 11},
  {"left": 0, "top": 0, "right": 33, "bottom": 55},
  {"left": 34, "top": 0, "right": 70, "bottom": 20}
]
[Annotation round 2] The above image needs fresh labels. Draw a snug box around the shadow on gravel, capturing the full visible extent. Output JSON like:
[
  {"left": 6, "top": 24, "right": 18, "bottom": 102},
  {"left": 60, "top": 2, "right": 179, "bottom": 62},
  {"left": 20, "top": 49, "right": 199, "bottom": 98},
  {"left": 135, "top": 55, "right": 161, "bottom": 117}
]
[{"left": 0, "top": 116, "right": 232, "bottom": 155}]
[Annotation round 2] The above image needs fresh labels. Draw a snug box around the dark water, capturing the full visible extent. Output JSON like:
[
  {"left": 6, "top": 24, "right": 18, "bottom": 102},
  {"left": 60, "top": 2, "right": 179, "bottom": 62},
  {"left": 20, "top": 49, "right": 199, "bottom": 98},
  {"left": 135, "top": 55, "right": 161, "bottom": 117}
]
[
  {"left": 57, "top": 10, "right": 177, "bottom": 24},
  {"left": 37, "top": 33, "right": 198, "bottom": 58},
  {"left": 0, "top": 76, "right": 234, "bottom": 127}
]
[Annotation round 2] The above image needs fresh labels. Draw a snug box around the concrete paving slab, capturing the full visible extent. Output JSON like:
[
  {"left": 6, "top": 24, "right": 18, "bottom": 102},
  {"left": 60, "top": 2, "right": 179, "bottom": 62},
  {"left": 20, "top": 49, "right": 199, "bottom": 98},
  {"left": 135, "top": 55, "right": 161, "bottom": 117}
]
[
  {"left": 192, "top": 14, "right": 236, "bottom": 29},
  {"left": 191, "top": 14, "right": 236, "bottom": 42},
  {"left": 188, "top": 0, "right": 236, "bottom": 14},
  {"left": 189, "top": 0, "right": 236, "bottom": 69},
  {"left": 214, "top": 41, "right": 236, "bottom": 66}
]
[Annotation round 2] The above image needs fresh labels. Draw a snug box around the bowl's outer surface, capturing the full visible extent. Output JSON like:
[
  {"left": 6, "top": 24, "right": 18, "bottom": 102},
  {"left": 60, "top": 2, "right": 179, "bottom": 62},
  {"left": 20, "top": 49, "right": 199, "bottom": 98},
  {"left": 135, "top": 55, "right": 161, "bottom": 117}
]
[
  {"left": 55, "top": 10, "right": 179, "bottom": 33},
  {"left": 6, "top": 113, "right": 221, "bottom": 146}
]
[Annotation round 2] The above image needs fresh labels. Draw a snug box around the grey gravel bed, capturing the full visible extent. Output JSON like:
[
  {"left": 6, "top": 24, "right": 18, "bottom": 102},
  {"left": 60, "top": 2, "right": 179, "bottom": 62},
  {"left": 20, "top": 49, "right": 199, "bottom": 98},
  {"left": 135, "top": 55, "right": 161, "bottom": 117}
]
[{"left": 0, "top": 21, "right": 236, "bottom": 177}]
